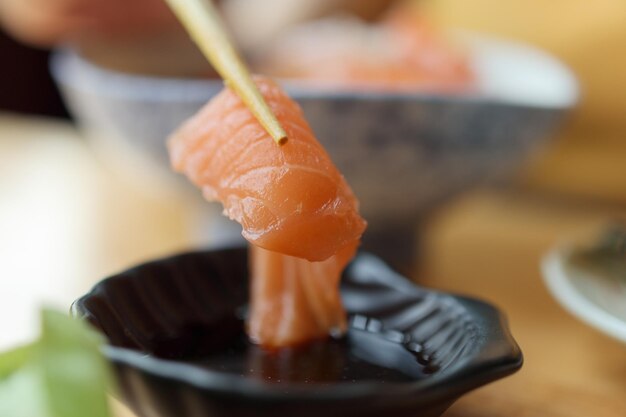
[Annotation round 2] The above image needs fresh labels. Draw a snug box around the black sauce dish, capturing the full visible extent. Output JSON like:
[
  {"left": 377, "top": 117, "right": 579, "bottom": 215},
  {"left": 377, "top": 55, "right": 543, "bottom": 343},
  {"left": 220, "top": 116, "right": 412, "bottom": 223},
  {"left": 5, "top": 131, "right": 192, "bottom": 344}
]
[{"left": 72, "top": 247, "right": 522, "bottom": 417}]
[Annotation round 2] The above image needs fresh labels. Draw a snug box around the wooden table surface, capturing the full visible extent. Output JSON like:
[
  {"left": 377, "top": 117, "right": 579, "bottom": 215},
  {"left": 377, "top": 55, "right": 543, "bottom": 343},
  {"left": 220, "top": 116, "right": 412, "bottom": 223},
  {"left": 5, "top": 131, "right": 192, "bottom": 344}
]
[{"left": 1, "top": 113, "right": 624, "bottom": 416}]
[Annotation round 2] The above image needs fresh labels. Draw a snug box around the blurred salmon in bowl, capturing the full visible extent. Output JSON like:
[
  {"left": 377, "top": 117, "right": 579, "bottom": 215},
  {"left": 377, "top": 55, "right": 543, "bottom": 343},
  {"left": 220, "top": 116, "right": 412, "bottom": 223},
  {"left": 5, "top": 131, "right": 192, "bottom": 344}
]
[{"left": 255, "top": 5, "right": 475, "bottom": 92}]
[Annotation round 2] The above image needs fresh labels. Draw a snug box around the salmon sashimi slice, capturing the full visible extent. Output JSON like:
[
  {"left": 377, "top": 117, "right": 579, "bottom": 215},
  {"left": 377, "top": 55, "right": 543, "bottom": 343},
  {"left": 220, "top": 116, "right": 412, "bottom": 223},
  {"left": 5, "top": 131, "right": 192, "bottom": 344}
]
[
  {"left": 249, "top": 243, "right": 357, "bottom": 347},
  {"left": 257, "top": 6, "right": 474, "bottom": 93},
  {"left": 382, "top": 6, "right": 474, "bottom": 91},
  {"left": 168, "top": 76, "right": 367, "bottom": 347},
  {"left": 169, "top": 76, "right": 366, "bottom": 262}
]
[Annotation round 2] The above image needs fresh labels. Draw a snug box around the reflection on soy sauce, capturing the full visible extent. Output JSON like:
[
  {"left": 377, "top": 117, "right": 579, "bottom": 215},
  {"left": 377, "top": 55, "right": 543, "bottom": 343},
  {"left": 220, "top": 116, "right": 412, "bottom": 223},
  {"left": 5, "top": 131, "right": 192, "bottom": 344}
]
[
  {"left": 246, "top": 338, "right": 346, "bottom": 383},
  {"left": 185, "top": 322, "right": 433, "bottom": 384}
]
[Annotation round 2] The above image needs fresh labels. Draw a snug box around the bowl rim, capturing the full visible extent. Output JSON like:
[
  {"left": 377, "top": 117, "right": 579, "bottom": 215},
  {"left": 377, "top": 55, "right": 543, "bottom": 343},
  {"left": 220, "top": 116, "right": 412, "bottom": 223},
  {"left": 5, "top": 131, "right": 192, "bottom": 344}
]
[
  {"left": 541, "top": 246, "right": 626, "bottom": 344},
  {"left": 50, "top": 32, "right": 578, "bottom": 111},
  {"left": 72, "top": 247, "right": 522, "bottom": 404}
]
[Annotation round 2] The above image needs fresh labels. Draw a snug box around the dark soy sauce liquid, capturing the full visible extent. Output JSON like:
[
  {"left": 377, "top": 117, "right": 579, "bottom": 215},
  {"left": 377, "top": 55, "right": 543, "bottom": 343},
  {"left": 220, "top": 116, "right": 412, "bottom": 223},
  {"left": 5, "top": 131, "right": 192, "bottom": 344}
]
[
  {"left": 184, "top": 332, "right": 427, "bottom": 384},
  {"left": 179, "top": 313, "right": 436, "bottom": 384}
]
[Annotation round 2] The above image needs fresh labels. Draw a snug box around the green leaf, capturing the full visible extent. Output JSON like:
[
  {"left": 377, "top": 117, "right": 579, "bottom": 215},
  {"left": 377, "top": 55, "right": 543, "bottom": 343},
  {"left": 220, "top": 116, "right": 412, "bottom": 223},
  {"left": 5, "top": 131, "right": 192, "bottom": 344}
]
[
  {"left": 39, "top": 309, "right": 113, "bottom": 417},
  {"left": 0, "top": 344, "right": 36, "bottom": 379},
  {"left": 0, "top": 364, "right": 50, "bottom": 417},
  {"left": 0, "top": 309, "right": 113, "bottom": 417}
]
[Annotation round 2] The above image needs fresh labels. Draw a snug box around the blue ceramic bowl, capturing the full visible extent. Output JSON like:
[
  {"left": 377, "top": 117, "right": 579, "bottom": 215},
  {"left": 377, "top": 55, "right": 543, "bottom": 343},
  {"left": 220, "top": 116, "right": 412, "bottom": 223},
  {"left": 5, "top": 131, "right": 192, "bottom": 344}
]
[
  {"left": 51, "top": 35, "right": 576, "bottom": 226},
  {"left": 72, "top": 247, "right": 522, "bottom": 417},
  {"left": 51, "top": 35, "right": 577, "bottom": 266}
]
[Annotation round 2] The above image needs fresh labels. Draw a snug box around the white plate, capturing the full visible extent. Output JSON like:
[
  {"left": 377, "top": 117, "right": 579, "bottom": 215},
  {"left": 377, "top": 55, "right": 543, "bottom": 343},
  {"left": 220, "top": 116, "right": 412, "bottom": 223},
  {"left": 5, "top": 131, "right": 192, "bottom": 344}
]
[{"left": 542, "top": 247, "right": 626, "bottom": 344}]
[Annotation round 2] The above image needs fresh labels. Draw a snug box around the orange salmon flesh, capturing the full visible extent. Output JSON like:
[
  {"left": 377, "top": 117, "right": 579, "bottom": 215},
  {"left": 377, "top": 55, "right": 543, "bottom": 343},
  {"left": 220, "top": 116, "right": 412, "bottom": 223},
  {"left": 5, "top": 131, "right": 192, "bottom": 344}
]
[{"left": 168, "top": 77, "right": 367, "bottom": 347}]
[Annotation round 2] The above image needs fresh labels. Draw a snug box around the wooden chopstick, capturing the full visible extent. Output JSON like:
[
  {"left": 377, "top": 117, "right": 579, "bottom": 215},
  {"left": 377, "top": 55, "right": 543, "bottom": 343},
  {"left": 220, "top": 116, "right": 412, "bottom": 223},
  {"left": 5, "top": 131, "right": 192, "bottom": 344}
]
[{"left": 164, "top": 0, "right": 288, "bottom": 145}]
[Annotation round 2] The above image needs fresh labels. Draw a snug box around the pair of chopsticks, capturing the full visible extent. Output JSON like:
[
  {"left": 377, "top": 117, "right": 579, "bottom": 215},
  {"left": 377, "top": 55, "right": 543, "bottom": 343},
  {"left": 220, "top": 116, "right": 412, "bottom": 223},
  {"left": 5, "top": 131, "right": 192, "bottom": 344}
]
[{"left": 165, "top": 0, "right": 288, "bottom": 145}]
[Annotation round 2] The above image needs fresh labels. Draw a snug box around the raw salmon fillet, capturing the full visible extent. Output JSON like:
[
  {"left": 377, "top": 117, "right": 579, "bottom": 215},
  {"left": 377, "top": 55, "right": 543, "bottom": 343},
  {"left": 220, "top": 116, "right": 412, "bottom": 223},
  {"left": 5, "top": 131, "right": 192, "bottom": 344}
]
[
  {"left": 257, "top": 6, "right": 474, "bottom": 92},
  {"left": 168, "top": 77, "right": 367, "bottom": 347},
  {"left": 249, "top": 243, "right": 357, "bottom": 347}
]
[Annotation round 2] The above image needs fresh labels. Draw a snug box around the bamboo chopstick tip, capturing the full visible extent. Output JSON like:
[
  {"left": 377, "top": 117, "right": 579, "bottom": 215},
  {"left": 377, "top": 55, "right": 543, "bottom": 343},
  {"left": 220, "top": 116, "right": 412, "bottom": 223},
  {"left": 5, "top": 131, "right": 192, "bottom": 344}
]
[{"left": 165, "top": 0, "right": 288, "bottom": 148}]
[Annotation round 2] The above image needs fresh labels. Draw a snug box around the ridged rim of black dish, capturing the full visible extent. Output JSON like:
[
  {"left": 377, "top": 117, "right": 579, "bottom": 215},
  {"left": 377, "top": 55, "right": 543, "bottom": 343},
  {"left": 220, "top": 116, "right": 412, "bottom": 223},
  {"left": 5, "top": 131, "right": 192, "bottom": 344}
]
[{"left": 72, "top": 247, "right": 522, "bottom": 404}]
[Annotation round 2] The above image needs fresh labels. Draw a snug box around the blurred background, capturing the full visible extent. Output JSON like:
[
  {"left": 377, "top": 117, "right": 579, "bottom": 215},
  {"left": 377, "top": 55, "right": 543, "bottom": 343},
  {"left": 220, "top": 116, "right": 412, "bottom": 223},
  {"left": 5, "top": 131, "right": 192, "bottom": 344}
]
[{"left": 0, "top": 0, "right": 625, "bottom": 415}]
